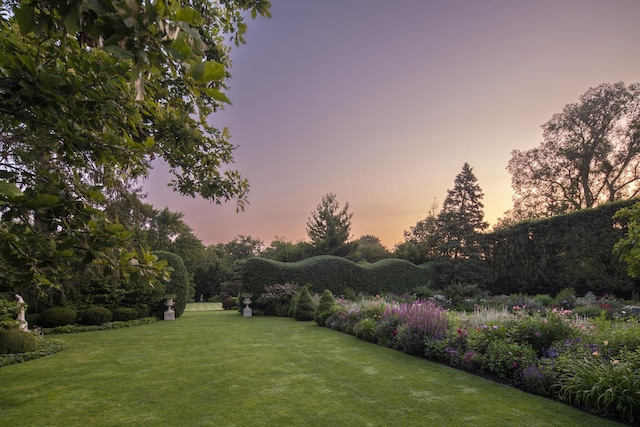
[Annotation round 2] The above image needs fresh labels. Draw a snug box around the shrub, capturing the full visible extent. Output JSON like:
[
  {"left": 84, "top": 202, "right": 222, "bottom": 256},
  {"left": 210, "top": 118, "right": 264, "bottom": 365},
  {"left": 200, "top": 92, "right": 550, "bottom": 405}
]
[
  {"left": 39, "top": 307, "right": 77, "bottom": 328},
  {"left": 25, "top": 313, "right": 41, "bottom": 328},
  {"left": 554, "top": 287, "right": 576, "bottom": 309},
  {"left": 0, "top": 329, "right": 37, "bottom": 354},
  {"left": 0, "top": 298, "right": 20, "bottom": 329},
  {"left": 222, "top": 297, "right": 237, "bottom": 310},
  {"left": 534, "top": 294, "right": 554, "bottom": 307},
  {"left": 111, "top": 307, "right": 139, "bottom": 322},
  {"left": 78, "top": 306, "right": 113, "bottom": 326},
  {"left": 153, "top": 251, "right": 190, "bottom": 318},
  {"left": 293, "top": 287, "right": 315, "bottom": 321},
  {"left": 314, "top": 289, "right": 337, "bottom": 326},
  {"left": 353, "top": 317, "right": 376, "bottom": 343},
  {"left": 521, "top": 360, "right": 556, "bottom": 398},
  {"left": 257, "top": 283, "right": 298, "bottom": 316},
  {"left": 476, "top": 339, "right": 537, "bottom": 381},
  {"left": 373, "top": 318, "right": 398, "bottom": 347},
  {"left": 507, "top": 312, "right": 576, "bottom": 356}
]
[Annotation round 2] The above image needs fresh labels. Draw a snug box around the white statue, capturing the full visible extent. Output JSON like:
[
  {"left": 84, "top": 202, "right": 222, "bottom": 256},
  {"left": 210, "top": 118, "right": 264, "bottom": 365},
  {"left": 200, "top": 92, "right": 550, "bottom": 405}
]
[{"left": 15, "top": 294, "right": 28, "bottom": 331}]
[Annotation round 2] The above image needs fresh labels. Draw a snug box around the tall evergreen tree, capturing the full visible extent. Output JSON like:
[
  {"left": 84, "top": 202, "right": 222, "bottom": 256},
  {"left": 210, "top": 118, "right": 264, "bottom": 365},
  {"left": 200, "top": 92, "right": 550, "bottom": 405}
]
[
  {"left": 306, "top": 193, "right": 354, "bottom": 257},
  {"left": 436, "top": 163, "right": 488, "bottom": 260}
]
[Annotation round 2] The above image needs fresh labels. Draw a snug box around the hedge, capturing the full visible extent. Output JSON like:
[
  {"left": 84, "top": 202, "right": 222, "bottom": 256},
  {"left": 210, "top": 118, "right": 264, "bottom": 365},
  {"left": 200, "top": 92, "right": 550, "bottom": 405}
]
[{"left": 241, "top": 255, "right": 434, "bottom": 298}]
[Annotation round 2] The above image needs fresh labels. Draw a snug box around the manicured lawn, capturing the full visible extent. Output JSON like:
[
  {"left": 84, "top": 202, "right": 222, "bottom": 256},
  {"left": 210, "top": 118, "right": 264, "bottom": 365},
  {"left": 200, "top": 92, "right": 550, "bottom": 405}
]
[{"left": 0, "top": 307, "right": 624, "bottom": 426}]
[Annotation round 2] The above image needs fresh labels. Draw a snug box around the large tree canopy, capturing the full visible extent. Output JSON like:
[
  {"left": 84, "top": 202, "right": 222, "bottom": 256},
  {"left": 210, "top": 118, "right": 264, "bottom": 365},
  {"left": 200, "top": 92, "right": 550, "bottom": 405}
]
[
  {"left": 507, "top": 82, "right": 640, "bottom": 220},
  {"left": 0, "top": 0, "right": 271, "bottom": 296}
]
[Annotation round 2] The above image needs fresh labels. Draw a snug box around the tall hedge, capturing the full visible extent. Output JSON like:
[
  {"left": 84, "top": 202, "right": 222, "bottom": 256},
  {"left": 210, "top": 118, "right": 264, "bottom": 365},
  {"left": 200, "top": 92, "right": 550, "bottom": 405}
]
[
  {"left": 486, "top": 199, "right": 639, "bottom": 297},
  {"left": 154, "top": 251, "right": 190, "bottom": 318},
  {"left": 241, "top": 255, "right": 433, "bottom": 298}
]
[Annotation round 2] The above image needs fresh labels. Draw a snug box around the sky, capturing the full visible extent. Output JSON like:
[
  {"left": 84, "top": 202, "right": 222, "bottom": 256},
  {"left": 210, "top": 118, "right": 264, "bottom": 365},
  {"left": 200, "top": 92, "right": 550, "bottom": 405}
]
[{"left": 143, "top": 0, "right": 640, "bottom": 250}]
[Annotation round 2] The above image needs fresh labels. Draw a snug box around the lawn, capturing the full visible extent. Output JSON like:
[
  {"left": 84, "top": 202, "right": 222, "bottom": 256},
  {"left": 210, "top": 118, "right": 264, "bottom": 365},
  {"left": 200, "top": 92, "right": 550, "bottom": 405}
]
[{"left": 0, "top": 306, "right": 624, "bottom": 426}]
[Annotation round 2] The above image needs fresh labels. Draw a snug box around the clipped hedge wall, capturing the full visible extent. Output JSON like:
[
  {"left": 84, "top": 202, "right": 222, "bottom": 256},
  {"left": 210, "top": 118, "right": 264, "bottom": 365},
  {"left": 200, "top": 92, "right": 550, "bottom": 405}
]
[
  {"left": 486, "top": 199, "right": 639, "bottom": 297},
  {"left": 241, "top": 255, "right": 433, "bottom": 298}
]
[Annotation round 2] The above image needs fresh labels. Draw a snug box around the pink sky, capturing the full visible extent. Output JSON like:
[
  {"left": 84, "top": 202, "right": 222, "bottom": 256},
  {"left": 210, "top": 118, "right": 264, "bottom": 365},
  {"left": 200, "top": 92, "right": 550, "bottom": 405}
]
[{"left": 143, "top": 0, "right": 640, "bottom": 249}]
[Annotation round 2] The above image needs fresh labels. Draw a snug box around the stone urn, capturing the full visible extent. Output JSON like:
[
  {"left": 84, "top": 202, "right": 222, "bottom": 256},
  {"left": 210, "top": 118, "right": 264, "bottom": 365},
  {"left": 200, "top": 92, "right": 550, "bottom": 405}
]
[
  {"left": 242, "top": 296, "right": 252, "bottom": 317},
  {"left": 164, "top": 297, "right": 176, "bottom": 321}
]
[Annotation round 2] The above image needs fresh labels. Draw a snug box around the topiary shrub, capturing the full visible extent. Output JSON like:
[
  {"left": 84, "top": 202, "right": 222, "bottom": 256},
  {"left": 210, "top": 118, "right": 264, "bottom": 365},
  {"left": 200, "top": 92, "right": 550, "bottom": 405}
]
[
  {"left": 78, "top": 306, "right": 113, "bottom": 326},
  {"left": 111, "top": 307, "right": 139, "bottom": 321},
  {"left": 293, "top": 287, "right": 315, "bottom": 321},
  {"left": 314, "top": 289, "right": 337, "bottom": 326},
  {"left": 0, "top": 329, "right": 37, "bottom": 354},
  {"left": 39, "top": 307, "right": 77, "bottom": 328},
  {"left": 153, "top": 251, "right": 190, "bottom": 318}
]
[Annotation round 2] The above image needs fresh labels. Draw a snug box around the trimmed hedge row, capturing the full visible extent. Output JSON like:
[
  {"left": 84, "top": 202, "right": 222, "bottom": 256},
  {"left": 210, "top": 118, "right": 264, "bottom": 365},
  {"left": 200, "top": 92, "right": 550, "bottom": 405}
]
[
  {"left": 241, "top": 255, "right": 434, "bottom": 298},
  {"left": 486, "top": 199, "right": 640, "bottom": 297}
]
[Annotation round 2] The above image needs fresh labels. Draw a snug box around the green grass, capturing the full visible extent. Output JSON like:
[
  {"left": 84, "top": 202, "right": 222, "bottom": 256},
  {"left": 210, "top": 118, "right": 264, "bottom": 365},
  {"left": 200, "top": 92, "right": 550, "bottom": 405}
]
[{"left": 0, "top": 307, "right": 624, "bottom": 426}]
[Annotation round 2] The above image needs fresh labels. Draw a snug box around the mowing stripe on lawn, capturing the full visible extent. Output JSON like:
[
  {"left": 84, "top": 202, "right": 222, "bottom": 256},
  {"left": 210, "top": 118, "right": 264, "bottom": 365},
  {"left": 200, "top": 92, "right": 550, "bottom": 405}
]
[{"left": 0, "top": 308, "right": 624, "bottom": 427}]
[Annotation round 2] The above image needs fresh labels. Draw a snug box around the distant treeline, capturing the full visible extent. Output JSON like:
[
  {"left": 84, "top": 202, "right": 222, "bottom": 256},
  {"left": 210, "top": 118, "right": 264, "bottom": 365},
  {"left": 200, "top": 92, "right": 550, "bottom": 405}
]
[{"left": 241, "top": 199, "right": 639, "bottom": 299}]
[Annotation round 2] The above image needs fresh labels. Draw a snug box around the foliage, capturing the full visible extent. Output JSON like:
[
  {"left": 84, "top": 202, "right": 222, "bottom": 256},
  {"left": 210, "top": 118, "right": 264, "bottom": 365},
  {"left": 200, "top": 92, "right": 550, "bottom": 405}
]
[
  {"left": 241, "top": 256, "right": 432, "bottom": 298},
  {"left": 42, "top": 318, "right": 157, "bottom": 334},
  {"left": 435, "top": 163, "right": 488, "bottom": 261},
  {"left": 261, "top": 237, "right": 313, "bottom": 262},
  {"left": 554, "top": 287, "right": 576, "bottom": 309},
  {"left": 555, "top": 350, "right": 640, "bottom": 423},
  {"left": 292, "top": 287, "right": 315, "bottom": 321},
  {"left": 476, "top": 339, "right": 537, "bottom": 380},
  {"left": 153, "top": 251, "right": 190, "bottom": 318},
  {"left": 39, "top": 307, "right": 77, "bottom": 328},
  {"left": 0, "top": 337, "right": 68, "bottom": 367},
  {"left": 353, "top": 317, "right": 377, "bottom": 343},
  {"left": 397, "top": 199, "right": 441, "bottom": 264},
  {"left": 507, "top": 82, "right": 640, "bottom": 220},
  {"left": 314, "top": 289, "right": 337, "bottom": 326},
  {"left": 486, "top": 199, "right": 638, "bottom": 297},
  {"left": 0, "top": 328, "right": 36, "bottom": 354},
  {"left": 0, "top": 298, "right": 20, "bottom": 330},
  {"left": 306, "top": 193, "right": 354, "bottom": 256},
  {"left": 386, "top": 300, "right": 449, "bottom": 356},
  {"left": 256, "top": 283, "right": 298, "bottom": 316},
  {"left": 78, "top": 306, "right": 113, "bottom": 326},
  {"left": 348, "top": 235, "right": 391, "bottom": 263},
  {"left": 111, "top": 307, "right": 140, "bottom": 322},
  {"left": 0, "top": 0, "right": 270, "bottom": 302}
]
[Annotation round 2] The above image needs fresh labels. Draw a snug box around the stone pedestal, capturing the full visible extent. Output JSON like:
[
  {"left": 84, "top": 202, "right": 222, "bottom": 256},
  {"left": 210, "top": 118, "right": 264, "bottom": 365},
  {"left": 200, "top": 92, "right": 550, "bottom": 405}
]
[
  {"left": 164, "top": 297, "right": 175, "bottom": 321},
  {"left": 242, "top": 297, "right": 252, "bottom": 317}
]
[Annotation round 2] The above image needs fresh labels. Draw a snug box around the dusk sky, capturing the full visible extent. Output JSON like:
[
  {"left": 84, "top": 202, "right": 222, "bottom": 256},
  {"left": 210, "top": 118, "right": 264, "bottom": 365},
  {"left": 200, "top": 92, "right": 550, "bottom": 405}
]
[{"left": 143, "top": 0, "right": 640, "bottom": 249}]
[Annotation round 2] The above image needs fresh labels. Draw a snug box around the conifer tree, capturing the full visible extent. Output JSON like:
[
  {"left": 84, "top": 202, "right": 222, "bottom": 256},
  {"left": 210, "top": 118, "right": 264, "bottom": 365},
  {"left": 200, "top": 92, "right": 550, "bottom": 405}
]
[
  {"left": 435, "top": 163, "right": 488, "bottom": 260},
  {"left": 293, "top": 287, "right": 316, "bottom": 321}
]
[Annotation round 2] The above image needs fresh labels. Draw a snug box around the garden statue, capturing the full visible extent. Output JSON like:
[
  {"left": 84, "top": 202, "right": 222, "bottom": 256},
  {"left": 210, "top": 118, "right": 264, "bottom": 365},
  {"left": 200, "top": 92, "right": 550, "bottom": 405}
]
[{"left": 15, "top": 294, "right": 28, "bottom": 331}]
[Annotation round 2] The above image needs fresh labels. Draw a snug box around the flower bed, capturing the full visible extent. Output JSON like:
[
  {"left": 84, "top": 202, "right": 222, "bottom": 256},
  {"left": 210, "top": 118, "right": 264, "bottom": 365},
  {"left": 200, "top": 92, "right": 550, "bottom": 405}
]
[{"left": 322, "top": 294, "right": 640, "bottom": 424}]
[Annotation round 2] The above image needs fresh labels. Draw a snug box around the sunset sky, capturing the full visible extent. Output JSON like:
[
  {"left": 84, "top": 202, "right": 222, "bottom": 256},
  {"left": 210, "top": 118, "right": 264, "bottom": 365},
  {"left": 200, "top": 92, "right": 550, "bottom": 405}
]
[{"left": 143, "top": 0, "right": 640, "bottom": 249}]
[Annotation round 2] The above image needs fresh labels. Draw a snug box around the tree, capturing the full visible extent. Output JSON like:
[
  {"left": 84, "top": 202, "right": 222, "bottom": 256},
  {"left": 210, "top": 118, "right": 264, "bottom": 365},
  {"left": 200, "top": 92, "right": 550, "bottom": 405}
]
[
  {"left": 0, "top": 1, "right": 271, "bottom": 298},
  {"left": 262, "top": 237, "right": 313, "bottom": 262},
  {"left": 613, "top": 201, "right": 640, "bottom": 279},
  {"left": 306, "top": 193, "right": 354, "bottom": 257},
  {"left": 507, "top": 82, "right": 640, "bottom": 220},
  {"left": 348, "top": 235, "right": 391, "bottom": 263},
  {"left": 396, "top": 199, "right": 441, "bottom": 264},
  {"left": 436, "top": 163, "right": 488, "bottom": 260}
]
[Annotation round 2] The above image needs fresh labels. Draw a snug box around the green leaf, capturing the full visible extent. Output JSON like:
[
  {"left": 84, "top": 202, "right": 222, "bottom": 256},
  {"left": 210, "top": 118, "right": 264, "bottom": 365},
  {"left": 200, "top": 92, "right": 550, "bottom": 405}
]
[
  {"left": 202, "top": 88, "right": 231, "bottom": 104},
  {"left": 174, "top": 7, "right": 202, "bottom": 25},
  {"left": 0, "top": 181, "right": 23, "bottom": 198},
  {"left": 187, "top": 61, "right": 225, "bottom": 83},
  {"left": 32, "top": 194, "right": 59, "bottom": 207}
]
